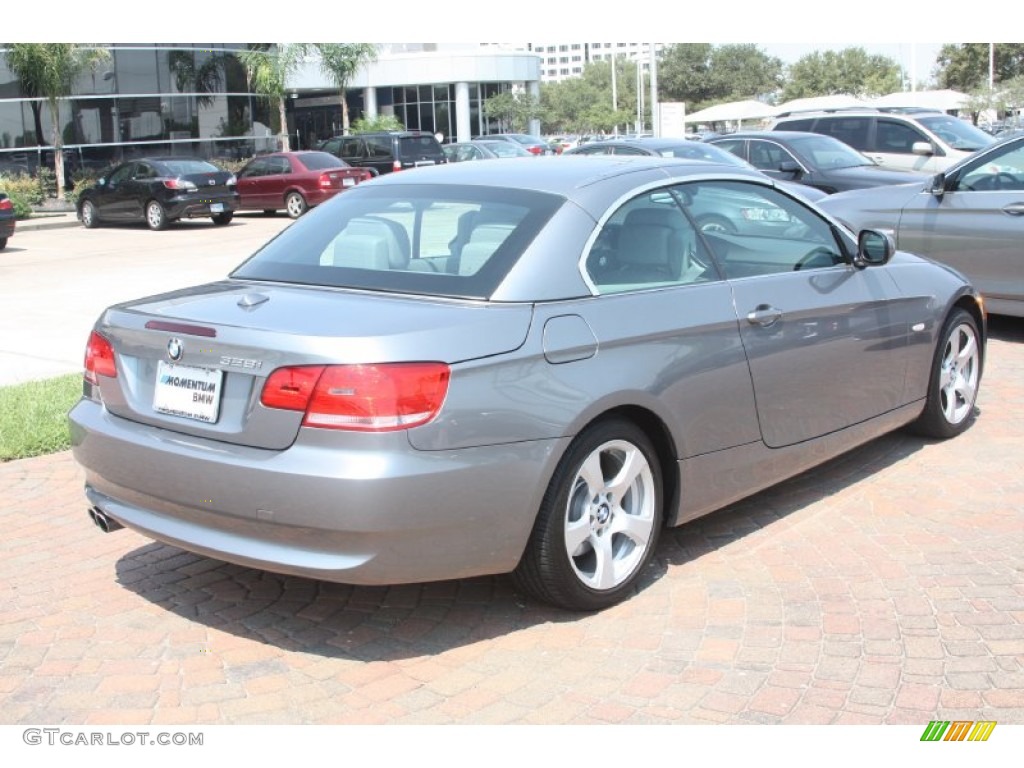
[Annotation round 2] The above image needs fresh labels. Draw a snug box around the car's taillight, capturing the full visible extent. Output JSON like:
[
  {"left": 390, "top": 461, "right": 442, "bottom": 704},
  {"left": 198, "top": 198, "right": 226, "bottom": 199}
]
[
  {"left": 528, "top": 146, "right": 543, "bottom": 155},
  {"left": 393, "top": 160, "right": 402, "bottom": 172},
  {"left": 0, "top": 198, "right": 13, "bottom": 211},
  {"left": 84, "top": 331, "right": 117, "bottom": 384},
  {"left": 260, "top": 363, "right": 450, "bottom": 431},
  {"left": 319, "top": 172, "right": 333, "bottom": 189},
  {"left": 162, "top": 178, "right": 198, "bottom": 191}
]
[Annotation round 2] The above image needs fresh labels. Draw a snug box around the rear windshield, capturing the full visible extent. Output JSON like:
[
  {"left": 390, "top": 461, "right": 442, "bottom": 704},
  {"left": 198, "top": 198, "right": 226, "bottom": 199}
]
[
  {"left": 154, "top": 159, "right": 221, "bottom": 175},
  {"left": 297, "top": 152, "right": 346, "bottom": 170},
  {"left": 399, "top": 136, "right": 445, "bottom": 160},
  {"left": 231, "top": 183, "right": 564, "bottom": 300}
]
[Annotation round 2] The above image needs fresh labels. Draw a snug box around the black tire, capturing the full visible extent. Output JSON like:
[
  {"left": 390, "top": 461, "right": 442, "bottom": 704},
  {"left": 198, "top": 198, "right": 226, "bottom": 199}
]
[
  {"left": 697, "top": 214, "right": 736, "bottom": 234},
  {"left": 80, "top": 200, "right": 100, "bottom": 229},
  {"left": 910, "top": 308, "right": 982, "bottom": 439},
  {"left": 285, "top": 192, "right": 307, "bottom": 219},
  {"left": 0, "top": 237, "right": 6, "bottom": 250},
  {"left": 513, "top": 418, "right": 663, "bottom": 611},
  {"left": 145, "top": 200, "right": 168, "bottom": 231},
  {"left": 211, "top": 212, "right": 233, "bottom": 226}
]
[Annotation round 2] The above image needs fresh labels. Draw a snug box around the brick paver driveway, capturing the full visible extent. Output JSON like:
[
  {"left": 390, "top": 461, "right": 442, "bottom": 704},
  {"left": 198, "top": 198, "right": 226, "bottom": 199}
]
[{"left": 1, "top": 318, "right": 1022, "bottom": 726}]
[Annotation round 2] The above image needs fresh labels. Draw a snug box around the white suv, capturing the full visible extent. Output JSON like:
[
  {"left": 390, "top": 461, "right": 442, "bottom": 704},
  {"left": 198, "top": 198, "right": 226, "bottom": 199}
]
[{"left": 770, "top": 110, "right": 994, "bottom": 173}]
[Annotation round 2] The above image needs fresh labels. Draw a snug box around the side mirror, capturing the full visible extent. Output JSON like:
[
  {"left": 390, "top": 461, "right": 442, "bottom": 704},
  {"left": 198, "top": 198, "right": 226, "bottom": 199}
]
[
  {"left": 928, "top": 173, "right": 947, "bottom": 198},
  {"left": 853, "top": 229, "right": 894, "bottom": 269},
  {"left": 912, "top": 141, "right": 934, "bottom": 157},
  {"left": 779, "top": 160, "right": 801, "bottom": 175}
]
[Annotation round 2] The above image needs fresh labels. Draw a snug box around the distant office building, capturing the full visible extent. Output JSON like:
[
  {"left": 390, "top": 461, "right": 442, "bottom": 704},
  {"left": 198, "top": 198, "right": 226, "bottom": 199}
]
[{"left": 483, "top": 42, "right": 665, "bottom": 83}]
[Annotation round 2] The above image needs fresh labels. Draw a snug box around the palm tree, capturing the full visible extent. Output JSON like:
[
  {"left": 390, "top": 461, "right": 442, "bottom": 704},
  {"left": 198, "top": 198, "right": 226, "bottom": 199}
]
[
  {"left": 311, "top": 44, "right": 379, "bottom": 132},
  {"left": 237, "top": 44, "right": 309, "bottom": 152},
  {"left": 3, "top": 43, "right": 109, "bottom": 199}
]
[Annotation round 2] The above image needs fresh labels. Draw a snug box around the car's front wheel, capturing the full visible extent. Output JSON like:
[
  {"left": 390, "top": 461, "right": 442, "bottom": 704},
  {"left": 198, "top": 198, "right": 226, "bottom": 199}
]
[
  {"left": 910, "top": 307, "right": 982, "bottom": 439},
  {"left": 145, "top": 200, "right": 168, "bottom": 231},
  {"left": 80, "top": 200, "right": 100, "bottom": 229},
  {"left": 513, "top": 418, "right": 663, "bottom": 611},
  {"left": 211, "top": 212, "right": 233, "bottom": 226},
  {"left": 285, "top": 192, "right": 307, "bottom": 219}
]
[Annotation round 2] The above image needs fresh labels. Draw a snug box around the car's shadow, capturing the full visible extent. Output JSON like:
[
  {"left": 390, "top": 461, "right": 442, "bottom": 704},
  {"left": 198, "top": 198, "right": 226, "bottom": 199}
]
[
  {"left": 988, "top": 314, "right": 1024, "bottom": 342},
  {"left": 114, "top": 428, "right": 929, "bottom": 661}
]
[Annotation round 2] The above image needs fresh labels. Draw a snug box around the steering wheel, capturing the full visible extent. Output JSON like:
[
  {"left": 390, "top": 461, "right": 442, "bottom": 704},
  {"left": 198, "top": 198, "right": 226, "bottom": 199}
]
[{"left": 793, "top": 247, "right": 837, "bottom": 272}]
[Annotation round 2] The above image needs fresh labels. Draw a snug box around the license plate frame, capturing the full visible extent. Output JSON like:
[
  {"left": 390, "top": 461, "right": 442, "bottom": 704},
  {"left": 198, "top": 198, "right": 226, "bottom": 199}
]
[
  {"left": 153, "top": 361, "right": 223, "bottom": 423},
  {"left": 210, "top": 203, "right": 225, "bottom": 213}
]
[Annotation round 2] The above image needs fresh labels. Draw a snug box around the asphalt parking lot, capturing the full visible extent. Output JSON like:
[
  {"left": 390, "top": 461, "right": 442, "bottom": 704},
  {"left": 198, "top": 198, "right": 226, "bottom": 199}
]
[{"left": 1, "top": 218, "right": 1022, "bottom": 727}]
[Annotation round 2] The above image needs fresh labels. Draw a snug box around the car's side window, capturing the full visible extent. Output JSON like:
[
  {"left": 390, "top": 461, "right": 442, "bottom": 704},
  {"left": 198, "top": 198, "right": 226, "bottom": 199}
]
[
  {"left": 240, "top": 159, "right": 266, "bottom": 178},
  {"left": 587, "top": 190, "right": 715, "bottom": 294},
  {"left": 269, "top": 157, "right": 291, "bottom": 175},
  {"left": 367, "top": 137, "right": 392, "bottom": 158},
  {"left": 709, "top": 138, "right": 745, "bottom": 159},
  {"left": 748, "top": 141, "right": 796, "bottom": 171},
  {"left": 817, "top": 117, "right": 870, "bottom": 151},
  {"left": 340, "top": 138, "right": 363, "bottom": 159},
  {"left": 108, "top": 164, "right": 134, "bottom": 185},
  {"left": 611, "top": 146, "right": 646, "bottom": 156},
  {"left": 876, "top": 120, "right": 929, "bottom": 154},
  {"left": 678, "top": 181, "right": 846, "bottom": 280},
  {"left": 956, "top": 142, "right": 1024, "bottom": 191}
]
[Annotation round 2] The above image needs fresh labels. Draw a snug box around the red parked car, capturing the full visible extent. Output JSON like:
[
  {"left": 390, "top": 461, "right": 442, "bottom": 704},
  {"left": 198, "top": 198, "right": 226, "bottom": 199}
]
[
  {"left": 1, "top": 192, "right": 16, "bottom": 250},
  {"left": 236, "top": 151, "right": 373, "bottom": 218}
]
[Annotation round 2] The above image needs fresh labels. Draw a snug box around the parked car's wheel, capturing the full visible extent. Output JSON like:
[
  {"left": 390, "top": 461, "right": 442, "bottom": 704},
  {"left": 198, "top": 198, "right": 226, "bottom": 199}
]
[
  {"left": 0, "top": 237, "right": 6, "bottom": 250},
  {"left": 697, "top": 214, "right": 735, "bottom": 234},
  {"left": 80, "top": 200, "right": 100, "bottom": 229},
  {"left": 285, "top": 192, "right": 307, "bottom": 219},
  {"left": 211, "top": 212, "right": 233, "bottom": 226},
  {"left": 145, "top": 200, "right": 168, "bottom": 231},
  {"left": 513, "top": 418, "right": 662, "bottom": 611},
  {"left": 910, "top": 308, "right": 982, "bottom": 439}
]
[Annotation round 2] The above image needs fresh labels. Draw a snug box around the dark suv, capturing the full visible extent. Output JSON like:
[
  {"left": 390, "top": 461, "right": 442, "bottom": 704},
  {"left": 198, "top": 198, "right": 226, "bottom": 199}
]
[{"left": 318, "top": 131, "right": 447, "bottom": 175}]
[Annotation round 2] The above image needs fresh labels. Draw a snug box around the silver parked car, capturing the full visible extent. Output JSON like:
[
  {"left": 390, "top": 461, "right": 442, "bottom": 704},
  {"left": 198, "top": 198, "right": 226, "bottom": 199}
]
[
  {"left": 819, "top": 134, "right": 1024, "bottom": 318},
  {"left": 71, "top": 156, "right": 985, "bottom": 611}
]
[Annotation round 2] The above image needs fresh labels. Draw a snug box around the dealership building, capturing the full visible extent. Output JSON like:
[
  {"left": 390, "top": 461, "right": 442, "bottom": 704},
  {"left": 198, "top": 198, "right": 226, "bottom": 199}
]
[{"left": 0, "top": 43, "right": 543, "bottom": 175}]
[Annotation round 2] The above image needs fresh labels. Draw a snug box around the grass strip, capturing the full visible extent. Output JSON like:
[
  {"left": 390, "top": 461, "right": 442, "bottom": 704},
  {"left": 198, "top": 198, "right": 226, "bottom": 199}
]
[{"left": 0, "top": 374, "right": 82, "bottom": 461}]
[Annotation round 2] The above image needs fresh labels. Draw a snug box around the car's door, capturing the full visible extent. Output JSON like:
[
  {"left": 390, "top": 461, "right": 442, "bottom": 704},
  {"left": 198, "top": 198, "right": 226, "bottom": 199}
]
[
  {"left": 98, "top": 162, "right": 139, "bottom": 221},
  {"left": 580, "top": 189, "right": 761, "bottom": 458},
  {"left": 680, "top": 179, "right": 911, "bottom": 448},
  {"left": 262, "top": 156, "right": 294, "bottom": 207},
  {"left": 896, "top": 139, "right": 1024, "bottom": 309},
  {"left": 869, "top": 118, "right": 945, "bottom": 174},
  {"left": 236, "top": 157, "right": 269, "bottom": 208}
]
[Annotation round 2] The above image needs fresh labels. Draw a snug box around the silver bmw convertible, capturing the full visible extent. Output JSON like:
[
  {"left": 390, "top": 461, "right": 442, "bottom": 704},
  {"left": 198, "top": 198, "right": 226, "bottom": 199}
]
[{"left": 70, "top": 156, "right": 985, "bottom": 611}]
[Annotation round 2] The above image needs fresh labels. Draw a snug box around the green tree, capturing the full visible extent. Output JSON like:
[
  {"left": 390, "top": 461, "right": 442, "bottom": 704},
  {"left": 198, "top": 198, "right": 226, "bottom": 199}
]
[
  {"left": 238, "top": 44, "right": 309, "bottom": 151},
  {"left": 782, "top": 48, "right": 901, "bottom": 101},
  {"left": 168, "top": 49, "right": 225, "bottom": 108},
  {"left": 482, "top": 90, "right": 544, "bottom": 134},
  {"left": 351, "top": 114, "right": 404, "bottom": 133},
  {"left": 657, "top": 44, "right": 782, "bottom": 110},
  {"left": 311, "top": 44, "right": 378, "bottom": 132},
  {"left": 935, "top": 44, "right": 1024, "bottom": 92},
  {"left": 541, "top": 59, "right": 636, "bottom": 134},
  {"left": 2, "top": 43, "right": 109, "bottom": 199}
]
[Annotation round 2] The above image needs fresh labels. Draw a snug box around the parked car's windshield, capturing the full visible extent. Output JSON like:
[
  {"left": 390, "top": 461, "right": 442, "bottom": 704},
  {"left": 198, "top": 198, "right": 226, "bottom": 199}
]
[
  {"left": 917, "top": 115, "right": 995, "bottom": 152},
  {"left": 231, "top": 183, "right": 564, "bottom": 300},
  {"left": 789, "top": 134, "right": 874, "bottom": 169}
]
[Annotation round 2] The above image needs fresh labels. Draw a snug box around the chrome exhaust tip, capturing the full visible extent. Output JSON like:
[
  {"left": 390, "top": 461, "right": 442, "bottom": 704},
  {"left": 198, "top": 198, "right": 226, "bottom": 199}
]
[{"left": 88, "top": 506, "right": 124, "bottom": 533}]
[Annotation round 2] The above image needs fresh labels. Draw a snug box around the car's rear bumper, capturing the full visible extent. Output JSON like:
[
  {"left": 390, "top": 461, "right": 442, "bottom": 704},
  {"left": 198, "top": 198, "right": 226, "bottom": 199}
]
[
  {"left": 165, "top": 194, "right": 239, "bottom": 219},
  {"left": 0, "top": 217, "right": 15, "bottom": 238},
  {"left": 70, "top": 397, "right": 565, "bottom": 585}
]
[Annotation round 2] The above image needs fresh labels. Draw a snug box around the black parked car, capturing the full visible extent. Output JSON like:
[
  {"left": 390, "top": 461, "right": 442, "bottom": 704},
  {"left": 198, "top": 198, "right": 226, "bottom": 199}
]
[
  {"left": 318, "top": 131, "right": 447, "bottom": 176},
  {"left": 708, "top": 132, "right": 927, "bottom": 194},
  {"left": 77, "top": 157, "right": 239, "bottom": 231},
  {"left": 0, "top": 192, "right": 15, "bottom": 250}
]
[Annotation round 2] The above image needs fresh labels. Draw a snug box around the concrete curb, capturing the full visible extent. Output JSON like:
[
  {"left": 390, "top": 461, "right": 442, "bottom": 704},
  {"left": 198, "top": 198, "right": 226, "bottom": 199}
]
[{"left": 15, "top": 213, "right": 81, "bottom": 232}]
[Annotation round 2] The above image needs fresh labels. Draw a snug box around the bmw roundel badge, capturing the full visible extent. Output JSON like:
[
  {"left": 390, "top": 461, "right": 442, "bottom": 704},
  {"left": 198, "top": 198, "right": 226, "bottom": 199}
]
[{"left": 167, "top": 338, "right": 184, "bottom": 362}]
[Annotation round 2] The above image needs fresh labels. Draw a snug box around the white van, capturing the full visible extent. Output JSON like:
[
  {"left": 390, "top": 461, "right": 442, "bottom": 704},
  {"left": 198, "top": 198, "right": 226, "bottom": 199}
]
[{"left": 770, "top": 110, "right": 994, "bottom": 173}]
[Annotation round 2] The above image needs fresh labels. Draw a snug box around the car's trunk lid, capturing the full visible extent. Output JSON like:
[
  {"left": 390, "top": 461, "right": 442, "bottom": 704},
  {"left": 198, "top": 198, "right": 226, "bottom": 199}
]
[{"left": 92, "top": 280, "right": 532, "bottom": 450}]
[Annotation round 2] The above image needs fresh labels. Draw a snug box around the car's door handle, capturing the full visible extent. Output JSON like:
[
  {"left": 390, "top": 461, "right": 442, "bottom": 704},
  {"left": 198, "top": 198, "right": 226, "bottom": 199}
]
[
  {"left": 1002, "top": 203, "right": 1024, "bottom": 216},
  {"left": 746, "top": 305, "right": 783, "bottom": 327}
]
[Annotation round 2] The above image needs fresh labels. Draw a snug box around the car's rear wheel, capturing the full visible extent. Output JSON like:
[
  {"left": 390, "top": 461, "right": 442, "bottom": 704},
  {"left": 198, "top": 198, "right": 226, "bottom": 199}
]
[
  {"left": 513, "top": 418, "right": 662, "bottom": 611},
  {"left": 910, "top": 308, "right": 981, "bottom": 439},
  {"left": 145, "top": 200, "right": 168, "bottom": 231},
  {"left": 0, "top": 237, "right": 7, "bottom": 250},
  {"left": 285, "top": 192, "right": 307, "bottom": 219},
  {"left": 80, "top": 200, "right": 100, "bottom": 229},
  {"left": 211, "top": 212, "right": 233, "bottom": 226}
]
